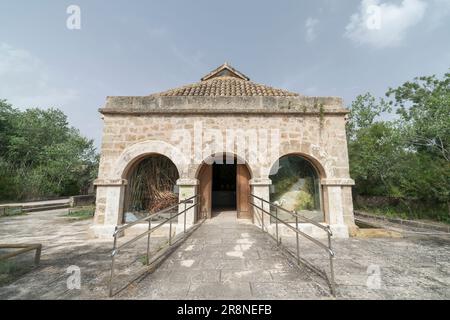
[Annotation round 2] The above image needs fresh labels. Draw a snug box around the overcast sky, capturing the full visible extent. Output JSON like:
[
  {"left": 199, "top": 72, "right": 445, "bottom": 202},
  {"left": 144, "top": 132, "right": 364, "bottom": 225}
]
[{"left": 1, "top": 0, "right": 449, "bottom": 148}]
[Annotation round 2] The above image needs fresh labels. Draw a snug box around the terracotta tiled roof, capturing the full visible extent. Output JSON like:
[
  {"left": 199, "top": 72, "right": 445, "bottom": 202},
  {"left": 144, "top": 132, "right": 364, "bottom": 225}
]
[{"left": 154, "top": 63, "right": 300, "bottom": 97}]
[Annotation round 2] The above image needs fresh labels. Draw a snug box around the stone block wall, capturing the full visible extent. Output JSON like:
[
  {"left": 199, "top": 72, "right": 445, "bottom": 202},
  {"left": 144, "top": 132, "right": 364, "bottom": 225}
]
[{"left": 91, "top": 96, "right": 355, "bottom": 238}]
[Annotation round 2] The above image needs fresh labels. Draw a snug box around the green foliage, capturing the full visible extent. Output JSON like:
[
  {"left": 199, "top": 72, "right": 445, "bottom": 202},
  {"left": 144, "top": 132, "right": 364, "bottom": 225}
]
[
  {"left": 0, "top": 100, "right": 98, "bottom": 201},
  {"left": 0, "top": 259, "right": 34, "bottom": 286},
  {"left": 387, "top": 73, "right": 450, "bottom": 162},
  {"left": 295, "top": 190, "right": 314, "bottom": 211},
  {"left": 0, "top": 206, "right": 25, "bottom": 218},
  {"left": 271, "top": 176, "right": 297, "bottom": 200},
  {"left": 348, "top": 121, "right": 403, "bottom": 196},
  {"left": 346, "top": 93, "right": 391, "bottom": 141},
  {"left": 348, "top": 72, "right": 450, "bottom": 220},
  {"left": 67, "top": 206, "right": 95, "bottom": 220},
  {"left": 301, "top": 177, "right": 314, "bottom": 195}
]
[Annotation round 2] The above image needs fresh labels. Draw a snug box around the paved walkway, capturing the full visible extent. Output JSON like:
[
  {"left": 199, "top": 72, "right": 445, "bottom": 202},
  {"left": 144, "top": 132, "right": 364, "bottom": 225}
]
[
  {"left": 118, "top": 210, "right": 330, "bottom": 299},
  {"left": 0, "top": 208, "right": 449, "bottom": 299}
]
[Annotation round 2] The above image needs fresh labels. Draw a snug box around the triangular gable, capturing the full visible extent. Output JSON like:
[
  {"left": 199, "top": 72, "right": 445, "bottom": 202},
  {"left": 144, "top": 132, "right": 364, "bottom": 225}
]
[{"left": 201, "top": 62, "right": 250, "bottom": 81}]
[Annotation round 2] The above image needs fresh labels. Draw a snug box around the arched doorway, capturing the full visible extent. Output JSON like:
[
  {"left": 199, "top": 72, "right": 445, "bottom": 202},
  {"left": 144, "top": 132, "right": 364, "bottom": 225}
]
[
  {"left": 122, "top": 154, "right": 180, "bottom": 223},
  {"left": 197, "top": 154, "right": 252, "bottom": 219},
  {"left": 269, "top": 154, "right": 323, "bottom": 222}
]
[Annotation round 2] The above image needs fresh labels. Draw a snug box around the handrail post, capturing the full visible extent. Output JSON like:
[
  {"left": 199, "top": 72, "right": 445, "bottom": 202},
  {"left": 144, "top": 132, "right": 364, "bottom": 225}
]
[
  {"left": 261, "top": 198, "right": 264, "bottom": 232},
  {"left": 295, "top": 214, "right": 300, "bottom": 265},
  {"left": 275, "top": 206, "right": 279, "bottom": 245},
  {"left": 146, "top": 218, "right": 151, "bottom": 265},
  {"left": 184, "top": 201, "right": 187, "bottom": 233},
  {"left": 249, "top": 193, "right": 337, "bottom": 297},
  {"left": 169, "top": 210, "right": 173, "bottom": 246},
  {"left": 107, "top": 194, "right": 203, "bottom": 298},
  {"left": 34, "top": 244, "right": 42, "bottom": 266},
  {"left": 328, "top": 229, "right": 336, "bottom": 295},
  {"left": 109, "top": 226, "right": 118, "bottom": 297}
]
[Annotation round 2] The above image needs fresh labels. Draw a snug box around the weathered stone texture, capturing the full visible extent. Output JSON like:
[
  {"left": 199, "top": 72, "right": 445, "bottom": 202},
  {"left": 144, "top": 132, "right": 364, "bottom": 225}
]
[
  {"left": 97, "top": 113, "right": 350, "bottom": 179},
  {"left": 92, "top": 66, "right": 355, "bottom": 238}
]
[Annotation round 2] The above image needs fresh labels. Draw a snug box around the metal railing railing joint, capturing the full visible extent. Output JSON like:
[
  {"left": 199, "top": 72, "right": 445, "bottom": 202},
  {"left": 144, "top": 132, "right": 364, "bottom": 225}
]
[
  {"left": 109, "top": 194, "right": 200, "bottom": 297},
  {"left": 249, "top": 193, "right": 336, "bottom": 296}
]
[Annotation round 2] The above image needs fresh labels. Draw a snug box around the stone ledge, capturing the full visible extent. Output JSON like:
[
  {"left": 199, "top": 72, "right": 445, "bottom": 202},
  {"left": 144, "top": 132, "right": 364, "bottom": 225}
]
[
  {"left": 177, "top": 178, "right": 199, "bottom": 186},
  {"left": 249, "top": 178, "right": 272, "bottom": 186},
  {"left": 100, "top": 108, "right": 349, "bottom": 116},
  {"left": 94, "top": 179, "right": 128, "bottom": 186},
  {"left": 321, "top": 178, "right": 355, "bottom": 186},
  {"left": 99, "top": 95, "right": 350, "bottom": 116}
]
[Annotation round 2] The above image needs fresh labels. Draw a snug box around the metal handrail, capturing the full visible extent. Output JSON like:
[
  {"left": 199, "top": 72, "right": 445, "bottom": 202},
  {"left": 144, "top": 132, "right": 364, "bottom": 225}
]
[
  {"left": 251, "top": 193, "right": 331, "bottom": 233},
  {"left": 114, "top": 195, "right": 197, "bottom": 233},
  {"left": 109, "top": 194, "right": 200, "bottom": 297},
  {"left": 249, "top": 193, "right": 336, "bottom": 295}
]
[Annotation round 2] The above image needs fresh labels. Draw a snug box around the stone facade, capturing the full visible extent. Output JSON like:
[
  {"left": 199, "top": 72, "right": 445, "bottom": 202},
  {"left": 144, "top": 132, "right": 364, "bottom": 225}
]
[{"left": 91, "top": 64, "right": 355, "bottom": 239}]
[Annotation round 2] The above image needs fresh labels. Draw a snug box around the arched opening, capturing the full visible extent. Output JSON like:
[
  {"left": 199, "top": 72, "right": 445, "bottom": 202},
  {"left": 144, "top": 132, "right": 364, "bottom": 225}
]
[
  {"left": 197, "top": 154, "right": 252, "bottom": 219},
  {"left": 123, "top": 154, "right": 180, "bottom": 223},
  {"left": 269, "top": 154, "right": 323, "bottom": 222}
]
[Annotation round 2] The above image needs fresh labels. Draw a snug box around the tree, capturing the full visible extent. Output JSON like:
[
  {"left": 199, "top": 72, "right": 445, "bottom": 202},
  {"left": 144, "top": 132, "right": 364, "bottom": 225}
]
[
  {"left": 346, "top": 93, "right": 390, "bottom": 141},
  {"left": 0, "top": 100, "right": 98, "bottom": 201},
  {"left": 387, "top": 72, "right": 450, "bottom": 162},
  {"left": 347, "top": 93, "right": 399, "bottom": 195},
  {"left": 348, "top": 72, "right": 450, "bottom": 219}
]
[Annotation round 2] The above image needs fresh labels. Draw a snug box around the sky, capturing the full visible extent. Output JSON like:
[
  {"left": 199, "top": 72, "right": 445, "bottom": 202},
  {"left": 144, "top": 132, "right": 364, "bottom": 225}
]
[{"left": 1, "top": 0, "right": 449, "bottom": 148}]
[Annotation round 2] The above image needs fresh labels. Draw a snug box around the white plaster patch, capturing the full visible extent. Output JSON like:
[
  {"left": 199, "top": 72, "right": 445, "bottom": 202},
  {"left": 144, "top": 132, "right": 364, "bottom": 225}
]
[
  {"left": 226, "top": 251, "right": 244, "bottom": 259},
  {"left": 180, "top": 259, "right": 195, "bottom": 267},
  {"left": 237, "top": 239, "right": 255, "bottom": 244},
  {"left": 235, "top": 270, "right": 252, "bottom": 278},
  {"left": 274, "top": 262, "right": 285, "bottom": 270},
  {"left": 240, "top": 244, "right": 252, "bottom": 251},
  {"left": 184, "top": 245, "right": 194, "bottom": 251},
  {"left": 240, "top": 233, "right": 250, "bottom": 238}
]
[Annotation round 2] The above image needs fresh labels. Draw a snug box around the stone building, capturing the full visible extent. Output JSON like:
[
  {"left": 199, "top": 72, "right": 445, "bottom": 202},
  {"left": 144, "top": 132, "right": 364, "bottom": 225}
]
[{"left": 91, "top": 63, "right": 355, "bottom": 239}]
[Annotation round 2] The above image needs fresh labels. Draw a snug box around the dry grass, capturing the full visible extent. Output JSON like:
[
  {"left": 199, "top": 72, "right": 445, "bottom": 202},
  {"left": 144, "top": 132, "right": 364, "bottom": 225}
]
[{"left": 125, "top": 156, "right": 179, "bottom": 213}]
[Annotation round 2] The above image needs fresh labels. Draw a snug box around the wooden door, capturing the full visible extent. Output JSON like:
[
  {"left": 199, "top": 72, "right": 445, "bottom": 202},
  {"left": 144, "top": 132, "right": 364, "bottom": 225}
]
[
  {"left": 237, "top": 165, "right": 251, "bottom": 219},
  {"left": 198, "top": 164, "right": 212, "bottom": 219}
]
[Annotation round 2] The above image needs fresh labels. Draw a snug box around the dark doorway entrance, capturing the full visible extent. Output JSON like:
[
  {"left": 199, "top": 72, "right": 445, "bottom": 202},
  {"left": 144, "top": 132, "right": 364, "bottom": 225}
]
[
  {"left": 212, "top": 162, "right": 237, "bottom": 210},
  {"left": 197, "top": 156, "right": 252, "bottom": 220}
]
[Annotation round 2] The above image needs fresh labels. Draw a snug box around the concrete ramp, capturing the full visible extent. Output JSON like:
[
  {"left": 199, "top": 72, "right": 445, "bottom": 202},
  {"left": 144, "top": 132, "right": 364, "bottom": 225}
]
[{"left": 117, "top": 210, "right": 330, "bottom": 299}]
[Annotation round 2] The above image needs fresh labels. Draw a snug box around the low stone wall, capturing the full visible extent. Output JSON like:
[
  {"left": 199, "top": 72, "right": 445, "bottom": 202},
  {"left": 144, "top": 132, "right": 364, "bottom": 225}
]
[
  {"left": 355, "top": 195, "right": 406, "bottom": 207},
  {"left": 355, "top": 211, "right": 450, "bottom": 233},
  {"left": 70, "top": 195, "right": 96, "bottom": 208}
]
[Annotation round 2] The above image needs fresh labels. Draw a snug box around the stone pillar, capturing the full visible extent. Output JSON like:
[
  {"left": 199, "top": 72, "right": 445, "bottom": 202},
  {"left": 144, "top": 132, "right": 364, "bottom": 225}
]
[
  {"left": 89, "top": 179, "right": 127, "bottom": 239},
  {"left": 176, "top": 178, "right": 199, "bottom": 234},
  {"left": 321, "top": 178, "right": 355, "bottom": 238},
  {"left": 249, "top": 178, "right": 272, "bottom": 231}
]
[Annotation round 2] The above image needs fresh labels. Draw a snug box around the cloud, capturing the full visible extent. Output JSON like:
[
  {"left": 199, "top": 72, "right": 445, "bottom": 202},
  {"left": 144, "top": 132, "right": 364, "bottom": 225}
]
[
  {"left": 344, "top": 0, "right": 428, "bottom": 48},
  {"left": 426, "top": 0, "right": 450, "bottom": 30},
  {"left": 305, "top": 18, "right": 320, "bottom": 42},
  {"left": 0, "top": 43, "right": 78, "bottom": 109}
]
